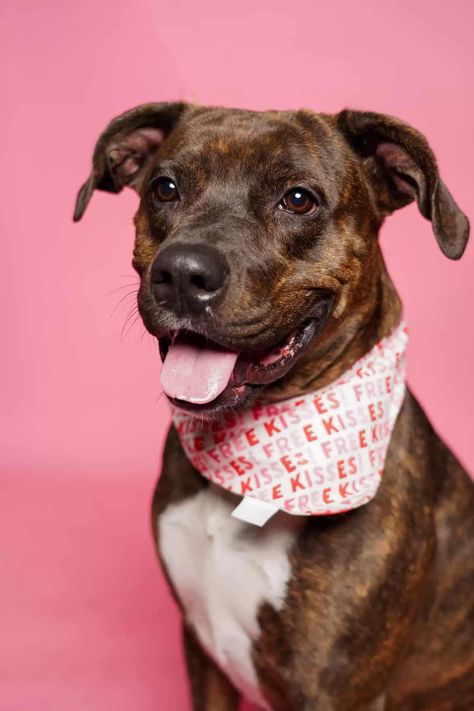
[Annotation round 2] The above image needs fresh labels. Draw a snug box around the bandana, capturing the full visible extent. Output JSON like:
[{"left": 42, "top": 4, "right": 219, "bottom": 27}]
[{"left": 172, "top": 322, "right": 408, "bottom": 526}]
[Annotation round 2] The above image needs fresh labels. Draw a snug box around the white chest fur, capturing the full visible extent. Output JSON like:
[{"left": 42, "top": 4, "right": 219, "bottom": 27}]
[{"left": 158, "top": 485, "right": 300, "bottom": 709}]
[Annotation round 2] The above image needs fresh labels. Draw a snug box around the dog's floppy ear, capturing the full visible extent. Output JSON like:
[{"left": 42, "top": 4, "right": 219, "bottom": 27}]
[
  {"left": 336, "top": 110, "right": 469, "bottom": 259},
  {"left": 73, "top": 102, "right": 188, "bottom": 222}
]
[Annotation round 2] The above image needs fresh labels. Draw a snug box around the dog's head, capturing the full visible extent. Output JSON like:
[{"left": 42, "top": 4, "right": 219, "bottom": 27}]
[{"left": 74, "top": 104, "right": 469, "bottom": 418}]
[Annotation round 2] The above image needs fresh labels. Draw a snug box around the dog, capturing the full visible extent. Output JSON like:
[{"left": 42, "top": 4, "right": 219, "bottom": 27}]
[{"left": 74, "top": 103, "right": 474, "bottom": 710}]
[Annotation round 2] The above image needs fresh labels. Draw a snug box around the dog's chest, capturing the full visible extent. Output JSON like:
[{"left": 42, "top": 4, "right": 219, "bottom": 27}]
[{"left": 158, "top": 485, "right": 299, "bottom": 709}]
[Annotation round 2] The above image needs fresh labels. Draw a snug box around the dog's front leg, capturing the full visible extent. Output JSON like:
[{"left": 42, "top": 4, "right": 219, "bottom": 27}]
[{"left": 183, "top": 623, "right": 240, "bottom": 711}]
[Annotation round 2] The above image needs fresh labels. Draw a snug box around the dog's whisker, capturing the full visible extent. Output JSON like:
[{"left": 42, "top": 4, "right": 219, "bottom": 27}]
[
  {"left": 107, "top": 283, "right": 140, "bottom": 296},
  {"left": 120, "top": 304, "right": 139, "bottom": 340},
  {"left": 109, "top": 290, "right": 139, "bottom": 320},
  {"left": 121, "top": 311, "right": 143, "bottom": 343},
  {"left": 139, "top": 327, "right": 153, "bottom": 345}
]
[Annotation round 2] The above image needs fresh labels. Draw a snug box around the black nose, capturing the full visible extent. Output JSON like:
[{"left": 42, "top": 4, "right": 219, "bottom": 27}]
[{"left": 150, "top": 243, "right": 230, "bottom": 314}]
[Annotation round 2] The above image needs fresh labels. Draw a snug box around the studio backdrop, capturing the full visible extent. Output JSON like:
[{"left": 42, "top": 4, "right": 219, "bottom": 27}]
[{"left": 1, "top": 1, "right": 473, "bottom": 709}]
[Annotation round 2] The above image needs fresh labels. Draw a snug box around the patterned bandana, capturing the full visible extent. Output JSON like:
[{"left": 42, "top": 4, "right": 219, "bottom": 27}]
[{"left": 172, "top": 322, "right": 408, "bottom": 526}]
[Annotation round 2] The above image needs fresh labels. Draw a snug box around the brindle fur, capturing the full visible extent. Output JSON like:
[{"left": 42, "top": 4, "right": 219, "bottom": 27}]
[{"left": 75, "top": 104, "right": 473, "bottom": 710}]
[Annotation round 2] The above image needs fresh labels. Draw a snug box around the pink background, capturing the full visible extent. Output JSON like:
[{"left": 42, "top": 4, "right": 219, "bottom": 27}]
[{"left": 1, "top": 1, "right": 473, "bottom": 709}]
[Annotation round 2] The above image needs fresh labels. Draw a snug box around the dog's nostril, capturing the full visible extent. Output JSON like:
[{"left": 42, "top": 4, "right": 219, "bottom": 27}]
[
  {"left": 190, "top": 273, "right": 219, "bottom": 292},
  {"left": 190, "top": 274, "right": 206, "bottom": 291},
  {"left": 153, "top": 270, "right": 172, "bottom": 285}
]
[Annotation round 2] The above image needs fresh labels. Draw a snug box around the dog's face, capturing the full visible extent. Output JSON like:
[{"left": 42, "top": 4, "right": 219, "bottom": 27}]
[{"left": 75, "top": 104, "right": 468, "bottom": 418}]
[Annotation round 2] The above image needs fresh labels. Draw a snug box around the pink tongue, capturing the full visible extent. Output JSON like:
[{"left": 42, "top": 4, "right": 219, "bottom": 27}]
[{"left": 160, "top": 337, "right": 239, "bottom": 404}]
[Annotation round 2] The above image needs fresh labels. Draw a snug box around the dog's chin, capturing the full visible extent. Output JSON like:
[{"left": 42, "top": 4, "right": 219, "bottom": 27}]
[
  {"left": 158, "top": 299, "right": 332, "bottom": 420},
  {"left": 167, "top": 383, "right": 254, "bottom": 420}
]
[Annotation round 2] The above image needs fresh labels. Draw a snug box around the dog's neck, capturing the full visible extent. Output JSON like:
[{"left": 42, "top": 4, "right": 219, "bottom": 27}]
[{"left": 266, "top": 248, "right": 402, "bottom": 403}]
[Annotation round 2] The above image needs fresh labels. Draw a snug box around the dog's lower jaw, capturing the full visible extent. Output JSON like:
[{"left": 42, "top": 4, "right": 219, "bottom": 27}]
[{"left": 168, "top": 383, "right": 252, "bottom": 420}]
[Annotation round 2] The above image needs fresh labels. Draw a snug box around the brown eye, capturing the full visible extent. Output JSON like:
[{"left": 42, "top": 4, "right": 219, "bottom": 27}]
[
  {"left": 153, "top": 177, "right": 179, "bottom": 202},
  {"left": 279, "top": 188, "right": 318, "bottom": 215}
]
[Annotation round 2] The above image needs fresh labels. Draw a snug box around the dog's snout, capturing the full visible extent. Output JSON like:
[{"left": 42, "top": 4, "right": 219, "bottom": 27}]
[{"left": 150, "top": 243, "right": 229, "bottom": 314}]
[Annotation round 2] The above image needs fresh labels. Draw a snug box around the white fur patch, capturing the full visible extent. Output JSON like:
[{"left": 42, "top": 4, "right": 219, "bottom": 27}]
[{"left": 159, "top": 485, "right": 300, "bottom": 709}]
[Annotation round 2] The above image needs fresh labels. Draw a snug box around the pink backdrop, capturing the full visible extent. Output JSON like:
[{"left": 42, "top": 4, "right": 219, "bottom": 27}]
[{"left": 1, "top": 1, "right": 473, "bottom": 709}]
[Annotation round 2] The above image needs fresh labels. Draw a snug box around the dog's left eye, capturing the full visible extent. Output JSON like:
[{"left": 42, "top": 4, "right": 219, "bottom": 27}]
[
  {"left": 278, "top": 188, "right": 318, "bottom": 215},
  {"left": 152, "top": 177, "right": 180, "bottom": 203}
]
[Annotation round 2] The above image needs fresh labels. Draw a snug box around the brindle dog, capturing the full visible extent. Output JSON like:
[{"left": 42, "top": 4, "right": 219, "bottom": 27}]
[{"left": 74, "top": 104, "right": 473, "bottom": 710}]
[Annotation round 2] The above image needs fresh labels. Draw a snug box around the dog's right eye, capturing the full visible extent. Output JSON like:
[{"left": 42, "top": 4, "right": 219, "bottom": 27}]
[
  {"left": 152, "top": 177, "right": 180, "bottom": 203},
  {"left": 278, "top": 187, "right": 318, "bottom": 215}
]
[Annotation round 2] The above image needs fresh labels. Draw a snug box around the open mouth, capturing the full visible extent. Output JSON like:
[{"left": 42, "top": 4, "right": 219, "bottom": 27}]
[{"left": 158, "top": 300, "right": 331, "bottom": 417}]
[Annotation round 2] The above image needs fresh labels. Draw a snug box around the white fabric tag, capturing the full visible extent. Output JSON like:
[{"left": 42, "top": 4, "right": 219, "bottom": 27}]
[{"left": 231, "top": 496, "right": 279, "bottom": 526}]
